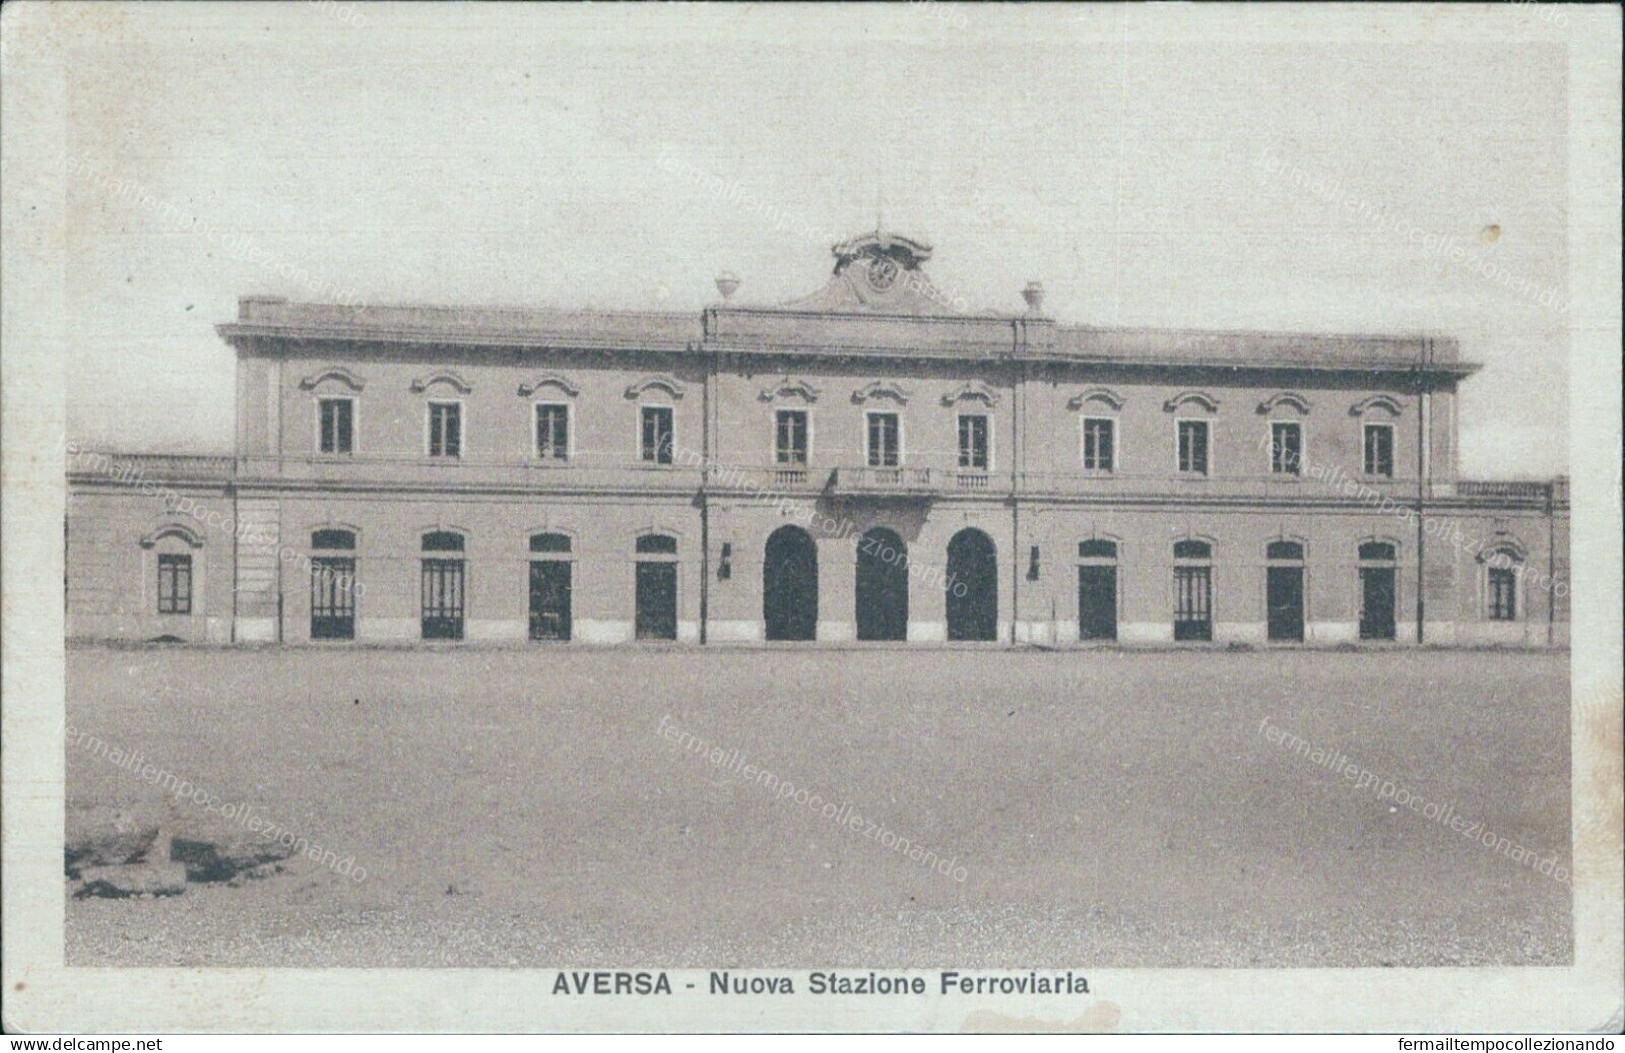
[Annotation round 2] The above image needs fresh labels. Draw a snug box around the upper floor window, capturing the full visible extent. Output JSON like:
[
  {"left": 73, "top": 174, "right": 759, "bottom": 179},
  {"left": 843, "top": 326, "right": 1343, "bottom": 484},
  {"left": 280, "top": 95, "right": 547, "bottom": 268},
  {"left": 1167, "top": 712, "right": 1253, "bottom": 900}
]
[
  {"left": 1270, "top": 421, "right": 1302, "bottom": 475},
  {"left": 318, "top": 397, "right": 354, "bottom": 455},
  {"left": 641, "top": 406, "right": 674, "bottom": 465},
  {"left": 157, "top": 553, "right": 192, "bottom": 614},
  {"left": 428, "top": 401, "right": 462, "bottom": 459},
  {"left": 536, "top": 403, "right": 570, "bottom": 461},
  {"left": 1082, "top": 418, "right": 1115, "bottom": 472},
  {"left": 1177, "top": 420, "right": 1210, "bottom": 476},
  {"left": 958, "top": 414, "right": 989, "bottom": 470},
  {"left": 1364, "top": 423, "right": 1395, "bottom": 477},
  {"left": 867, "top": 412, "right": 900, "bottom": 468},
  {"left": 775, "top": 409, "right": 809, "bottom": 466}
]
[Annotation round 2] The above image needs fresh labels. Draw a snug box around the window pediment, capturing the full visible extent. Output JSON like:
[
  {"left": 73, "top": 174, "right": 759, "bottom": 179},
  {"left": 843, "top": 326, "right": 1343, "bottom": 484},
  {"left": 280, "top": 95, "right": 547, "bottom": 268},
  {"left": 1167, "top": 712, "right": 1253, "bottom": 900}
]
[
  {"left": 1350, "top": 395, "right": 1405, "bottom": 417},
  {"left": 518, "top": 373, "right": 580, "bottom": 398},
  {"left": 942, "top": 381, "right": 1000, "bottom": 407},
  {"left": 758, "top": 377, "right": 821, "bottom": 403},
  {"left": 852, "top": 380, "right": 911, "bottom": 405},
  {"left": 1163, "top": 390, "right": 1220, "bottom": 413},
  {"left": 410, "top": 370, "right": 472, "bottom": 394},
  {"left": 1257, "top": 391, "right": 1312, "bottom": 415},
  {"left": 625, "top": 374, "right": 687, "bottom": 400},
  {"left": 140, "top": 523, "right": 205, "bottom": 549},
  {"left": 1067, "top": 387, "right": 1125, "bottom": 412},
  {"left": 299, "top": 367, "right": 365, "bottom": 392}
]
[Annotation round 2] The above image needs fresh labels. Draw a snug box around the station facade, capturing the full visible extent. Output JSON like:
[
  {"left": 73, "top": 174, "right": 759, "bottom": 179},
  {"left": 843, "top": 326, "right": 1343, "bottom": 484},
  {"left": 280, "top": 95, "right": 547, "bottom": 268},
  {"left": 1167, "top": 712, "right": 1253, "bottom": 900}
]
[{"left": 65, "top": 231, "right": 1569, "bottom": 647}]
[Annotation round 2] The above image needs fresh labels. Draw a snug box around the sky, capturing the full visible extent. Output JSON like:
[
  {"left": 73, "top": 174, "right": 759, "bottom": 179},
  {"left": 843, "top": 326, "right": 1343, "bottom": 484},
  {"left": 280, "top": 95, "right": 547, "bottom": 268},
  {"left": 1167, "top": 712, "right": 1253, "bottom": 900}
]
[{"left": 38, "top": 3, "right": 1570, "bottom": 476}]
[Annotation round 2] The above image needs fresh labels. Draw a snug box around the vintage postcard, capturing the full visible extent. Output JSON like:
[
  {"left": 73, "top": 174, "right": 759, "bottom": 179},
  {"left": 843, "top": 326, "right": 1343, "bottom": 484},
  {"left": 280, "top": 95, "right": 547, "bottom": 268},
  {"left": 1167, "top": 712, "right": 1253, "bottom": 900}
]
[{"left": 2, "top": 0, "right": 1620, "bottom": 1037}]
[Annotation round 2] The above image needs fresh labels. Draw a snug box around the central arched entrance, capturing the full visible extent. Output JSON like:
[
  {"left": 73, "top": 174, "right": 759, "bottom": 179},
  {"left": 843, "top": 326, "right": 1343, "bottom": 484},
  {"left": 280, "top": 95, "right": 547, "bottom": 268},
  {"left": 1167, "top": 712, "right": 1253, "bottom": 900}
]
[
  {"left": 856, "top": 527, "right": 908, "bottom": 641},
  {"left": 946, "top": 528, "right": 998, "bottom": 641},
  {"left": 763, "top": 525, "right": 818, "bottom": 641}
]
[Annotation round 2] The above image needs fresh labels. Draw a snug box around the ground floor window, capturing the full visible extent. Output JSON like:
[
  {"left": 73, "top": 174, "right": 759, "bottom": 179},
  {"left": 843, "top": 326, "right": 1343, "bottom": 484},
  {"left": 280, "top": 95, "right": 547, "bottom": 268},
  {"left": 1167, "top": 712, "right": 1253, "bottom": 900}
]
[
  {"left": 1173, "top": 540, "right": 1213, "bottom": 641},
  {"left": 421, "top": 558, "right": 466, "bottom": 639},
  {"left": 311, "top": 557, "right": 356, "bottom": 639},
  {"left": 157, "top": 553, "right": 192, "bottom": 614},
  {"left": 1488, "top": 566, "right": 1518, "bottom": 621}
]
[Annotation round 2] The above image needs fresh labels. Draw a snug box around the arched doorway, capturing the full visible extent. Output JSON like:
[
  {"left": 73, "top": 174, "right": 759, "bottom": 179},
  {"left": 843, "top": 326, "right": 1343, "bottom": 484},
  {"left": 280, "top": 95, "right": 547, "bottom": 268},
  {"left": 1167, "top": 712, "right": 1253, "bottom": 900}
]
[
  {"left": 856, "top": 527, "right": 908, "bottom": 641},
  {"left": 946, "top": 529, "right": 998, "bottom": 641},
  {"left": 764, "top": 525, "right": 818, "bottom": 641}
]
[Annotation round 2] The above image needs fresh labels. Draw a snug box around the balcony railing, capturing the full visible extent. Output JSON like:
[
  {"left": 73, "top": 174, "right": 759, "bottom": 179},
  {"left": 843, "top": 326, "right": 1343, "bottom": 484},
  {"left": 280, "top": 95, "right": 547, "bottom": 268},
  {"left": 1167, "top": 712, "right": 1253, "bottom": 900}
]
[{"left": 1455, "top": 478, "right": 1568, "bottom": 503}]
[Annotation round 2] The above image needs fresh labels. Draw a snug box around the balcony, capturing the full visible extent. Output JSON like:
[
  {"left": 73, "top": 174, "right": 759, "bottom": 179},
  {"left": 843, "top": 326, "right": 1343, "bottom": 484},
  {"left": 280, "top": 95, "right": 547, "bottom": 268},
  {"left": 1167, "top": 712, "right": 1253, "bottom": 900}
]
[{"left": 829, "top": 466, "right": 1011, "bottom": 498}]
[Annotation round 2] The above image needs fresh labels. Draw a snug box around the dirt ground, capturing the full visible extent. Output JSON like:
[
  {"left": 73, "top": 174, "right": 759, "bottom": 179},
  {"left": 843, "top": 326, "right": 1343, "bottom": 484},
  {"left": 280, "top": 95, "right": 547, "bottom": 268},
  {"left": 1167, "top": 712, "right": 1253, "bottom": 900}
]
[{"left": 65, "top": 645, "right": 1571, "bottom": 967}]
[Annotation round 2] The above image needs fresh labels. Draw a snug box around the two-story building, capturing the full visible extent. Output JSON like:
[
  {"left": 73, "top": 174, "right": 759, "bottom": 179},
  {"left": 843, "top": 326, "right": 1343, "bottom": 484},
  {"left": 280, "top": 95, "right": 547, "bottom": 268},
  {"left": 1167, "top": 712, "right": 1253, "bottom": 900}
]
[{"left": 65, "top": 230, "right": 1569, "bottom": 647}]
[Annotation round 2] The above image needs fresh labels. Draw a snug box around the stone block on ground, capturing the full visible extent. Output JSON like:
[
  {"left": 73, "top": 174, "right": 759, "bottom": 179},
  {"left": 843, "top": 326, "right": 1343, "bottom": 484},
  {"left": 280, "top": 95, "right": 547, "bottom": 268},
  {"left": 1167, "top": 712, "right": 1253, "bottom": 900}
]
[
  {"left": 65, "top": 804, "right": 162, "bottom": 875},
  {"left": 74, "top": 861, "right": 187, "bottom": 899}
]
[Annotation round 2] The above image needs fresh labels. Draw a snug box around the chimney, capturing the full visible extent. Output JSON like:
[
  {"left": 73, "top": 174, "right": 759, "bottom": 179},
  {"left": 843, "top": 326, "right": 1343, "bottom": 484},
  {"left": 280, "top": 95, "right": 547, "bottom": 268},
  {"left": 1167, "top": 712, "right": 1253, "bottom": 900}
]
[{"left": 1021, "top": 281, "right": 1045, "bottom": 314}]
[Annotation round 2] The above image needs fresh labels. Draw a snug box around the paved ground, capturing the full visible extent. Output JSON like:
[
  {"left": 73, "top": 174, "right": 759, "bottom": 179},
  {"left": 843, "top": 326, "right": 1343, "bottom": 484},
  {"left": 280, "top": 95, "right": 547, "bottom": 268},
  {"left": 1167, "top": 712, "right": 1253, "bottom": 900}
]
[{"left": 65, "top": 645, "right": 1571, "bottom": 967}]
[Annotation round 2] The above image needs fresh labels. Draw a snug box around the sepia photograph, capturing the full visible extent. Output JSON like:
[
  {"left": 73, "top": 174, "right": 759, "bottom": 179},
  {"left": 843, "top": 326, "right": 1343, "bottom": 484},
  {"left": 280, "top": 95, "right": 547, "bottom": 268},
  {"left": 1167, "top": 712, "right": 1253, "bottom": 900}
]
[{"left": 2, "top": 0, "right": 1620, "bottom": 1036}]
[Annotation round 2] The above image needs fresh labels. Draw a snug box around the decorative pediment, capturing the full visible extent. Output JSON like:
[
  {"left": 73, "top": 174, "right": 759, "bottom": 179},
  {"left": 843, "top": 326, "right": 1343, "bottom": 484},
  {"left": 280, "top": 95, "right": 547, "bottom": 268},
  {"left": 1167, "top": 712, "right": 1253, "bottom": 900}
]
[
  {"left": 518, "top": 373, "right": 580, "bottom": 398},
  {"left": 758, "top": 376, "right": 821, "bottom": 403},
  {"left": 140, "top": 523, "right": 205, "bottom": 549},
  {"left": 1163, "top": 390, "right": 1220, "bottom": 413},
  {"left": 852, "top": 380, "right": 911, "bottom": 405},
  {"left": 298, "top": 366, "right": 365, "bottom": 392},
  {"left": 410, "top": 370, "right": 472, "bottom": 394},
  {"left": 1476, "top": 534, "right": 1528, "bottom": 564},
  {"left": 1257, "top": 391, "right": 1312, "bottom": 415},
  {"left": 1349, "top": 395, "right": 1405, "bottom": 417},
  {"left": 1067, "top": 387, "right": 1125, "bottom": 412},
  {"left": 942, "top": 381, "right": 1001, "bottom": 407},
  {"left": 625, "top": 374, "right": 686, "bottom": 400}
]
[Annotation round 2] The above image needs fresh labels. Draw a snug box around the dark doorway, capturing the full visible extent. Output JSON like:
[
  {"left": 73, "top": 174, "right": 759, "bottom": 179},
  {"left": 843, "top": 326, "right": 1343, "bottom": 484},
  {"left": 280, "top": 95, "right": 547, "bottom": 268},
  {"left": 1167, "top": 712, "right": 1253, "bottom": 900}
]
[
  {"left": 945, "top": 529, "right": 997, "bottom": 641},
  {"left": 635, "top": 561, "right": 678, "bottom": 640},
  {"left": 529, "top": 560, "right": 572, "bottom": 641},
  {"left": 856, "top": 527, "right": 908, "bottom": 641},
  {"left": 1360, "top": 566, "right": 1396, "bottom": 640},
  {"left": 1266, "top": 566, "right": 1305, "bottom": 641},
  {"left": 764, "top": 526, "right": 818, "bottom": 641},
  {"left": 310, "top": 557, "right": 356, "bottom": 640},
  {"left": 1078, "top": 565, "right": 1117, "bottom": 641}
]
